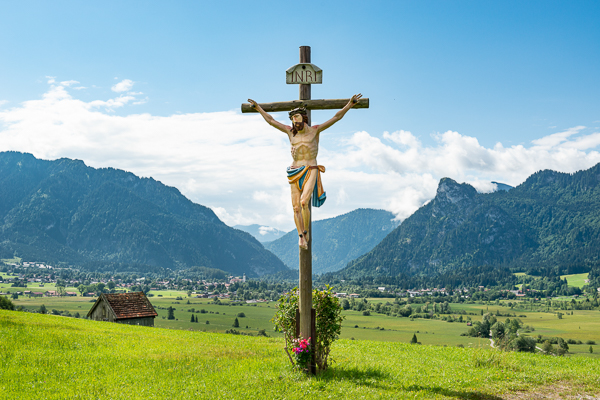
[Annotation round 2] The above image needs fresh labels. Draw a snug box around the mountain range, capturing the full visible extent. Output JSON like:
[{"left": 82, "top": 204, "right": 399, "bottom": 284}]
[
  {"left": 4, "top": 151, "right": 599, "bottom": 286},
  {"left": 339, "top": 164, "right": 600, "bottom": 280},
  {"left": 0, "top": 152, "right": 289, "bottom": 277},
  {"left": 264, "top": 209, "right": 399, "bottom": 274}
]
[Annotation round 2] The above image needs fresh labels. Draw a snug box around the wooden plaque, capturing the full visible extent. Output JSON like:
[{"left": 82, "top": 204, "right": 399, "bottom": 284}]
[{"left": 286, "top": 63, "right": 322, "bottom": 84}]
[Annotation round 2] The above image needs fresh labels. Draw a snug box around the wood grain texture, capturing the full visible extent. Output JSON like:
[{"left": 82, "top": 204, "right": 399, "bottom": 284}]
[
  {"left": 298, "top": 46, "right": 313, "bottom": 347},
  {"left": 241, "top": 98, "right": 369, "bottom": 113}
]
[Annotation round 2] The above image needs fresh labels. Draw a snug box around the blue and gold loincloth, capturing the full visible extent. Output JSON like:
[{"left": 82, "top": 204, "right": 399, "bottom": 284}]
[{"left": 287, "top": 165, "right": 326, "bottom": 207}]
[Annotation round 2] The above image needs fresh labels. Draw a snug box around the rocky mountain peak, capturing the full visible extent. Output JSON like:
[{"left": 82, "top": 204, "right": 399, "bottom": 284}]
[{"left": 435, "top": 178, "right": 477, "bottom": 205}]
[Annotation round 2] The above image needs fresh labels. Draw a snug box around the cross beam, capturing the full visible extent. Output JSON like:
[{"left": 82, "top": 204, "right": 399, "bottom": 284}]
[{"left": 241, "top": 98, "right": 369, "bottom": 113}]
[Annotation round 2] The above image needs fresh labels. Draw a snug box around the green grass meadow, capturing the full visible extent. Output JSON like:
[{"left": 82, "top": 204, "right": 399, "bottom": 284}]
[
  {"left": 6, "top": 289, "right": 600, "bottom": 353},
  {"left": 512, "top": 272, "right": 589, "bottom": 289},
  {"left": 2, "top": 310, "right": 600, "bottom": 399},
  {"left": 560, "top": 273, "right": 590, "bottom": 288}
]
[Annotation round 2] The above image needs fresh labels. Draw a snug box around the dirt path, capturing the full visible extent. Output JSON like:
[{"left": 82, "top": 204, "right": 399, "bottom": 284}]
[{"left": 501, "top": 383, "right": 600, "bottom": 399}]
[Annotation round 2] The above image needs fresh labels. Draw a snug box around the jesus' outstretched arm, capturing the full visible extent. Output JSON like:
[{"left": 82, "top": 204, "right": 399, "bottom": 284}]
[
  {"left": 248, "top": 99, "right": 289, "bottom": 134},
  {"left": 315, "top": 94, "right": 362, "bottom": 133}
]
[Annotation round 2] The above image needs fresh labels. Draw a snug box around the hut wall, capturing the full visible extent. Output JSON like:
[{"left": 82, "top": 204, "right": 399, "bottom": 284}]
[
  {"left": 116, "top": 317, "right": 155, "bottom": 327},
  {"left": 89, "top": 300, "right": 116, "bottom": 322}
]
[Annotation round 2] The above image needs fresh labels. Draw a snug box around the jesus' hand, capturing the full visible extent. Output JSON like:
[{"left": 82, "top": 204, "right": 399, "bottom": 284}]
[{"left": 350, "top": 93, "right": 363, "bottom": 105}]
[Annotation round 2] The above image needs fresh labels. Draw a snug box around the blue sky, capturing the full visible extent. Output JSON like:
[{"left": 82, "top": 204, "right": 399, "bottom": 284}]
[{"left": 1, "top": 1, "right": 599, "bottom": 232}]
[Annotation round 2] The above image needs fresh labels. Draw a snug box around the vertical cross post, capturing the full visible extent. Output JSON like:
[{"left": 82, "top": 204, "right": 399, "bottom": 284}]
[
  {"left": 298, "top": 46, "right": 313, "bottom": 348},
  {"left": 241, "top": 46, "right": 368, "bottom": 375}
]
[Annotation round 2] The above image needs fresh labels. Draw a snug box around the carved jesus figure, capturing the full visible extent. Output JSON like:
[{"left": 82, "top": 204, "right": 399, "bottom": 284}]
[{"left": 248, "top": 94, "right": 362, "bottom": 249}]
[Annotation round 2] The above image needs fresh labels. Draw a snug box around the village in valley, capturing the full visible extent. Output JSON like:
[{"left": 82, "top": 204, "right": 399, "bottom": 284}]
[
  {"left": 2, "top": 257, "right": 598, "bottom": 358},
  {"left": 0, "top": 258, "right": 556, "bottom": 303}
]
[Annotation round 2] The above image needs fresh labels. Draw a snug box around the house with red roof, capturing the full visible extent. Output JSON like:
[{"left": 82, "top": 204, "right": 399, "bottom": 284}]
[{"left": 87, "top": 292, "right": 157, "bottom": 327}]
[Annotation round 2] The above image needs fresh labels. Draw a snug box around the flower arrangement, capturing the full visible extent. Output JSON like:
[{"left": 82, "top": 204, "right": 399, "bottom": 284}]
[
  {"left": 291, "top": 337, "right": 312, "bottom": 367},
  {"left": 272, "top": 285, "right": 344, "bottom": 373}
]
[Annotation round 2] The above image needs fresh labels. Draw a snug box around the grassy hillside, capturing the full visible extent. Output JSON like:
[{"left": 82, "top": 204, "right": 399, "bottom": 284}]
[
  {"left": 1, "top": 310, "right": 600, "bottom": 399},
  {"left": 560, "top": 273, "right": 590, "bottom": 288},
  {"left": 6, "top": 288, "right": 600, "bottom": 351}
]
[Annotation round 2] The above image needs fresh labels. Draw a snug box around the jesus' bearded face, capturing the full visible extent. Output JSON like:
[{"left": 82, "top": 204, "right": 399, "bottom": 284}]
[{"left": 292, "top": 114, "right": 304, "bottom": 132}]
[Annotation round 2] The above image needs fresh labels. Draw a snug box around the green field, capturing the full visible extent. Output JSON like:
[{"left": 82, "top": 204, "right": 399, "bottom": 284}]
[
  {"left": 0, "top": 278, "right": 80, "bottom": 293},
  {"left": 0, "top": 291, "right": 494, "bottom": 347},
  {"left": 512, "top": 272, "right": 590, "bottom": 289},
  {"left": 560, "top": 273, "right": 590, "bottom": 288},
  {"left": 5, "top": 291, "right": 600, "bottom": 358},
  {"left": 0, "top": 257, "right": 21, "bottom": 264},
  {"left": 1, "top": 310, "right": 600, "bottom": 399},
  {"left": 0, "top": 272, "right": 17, "bottom": 280}
]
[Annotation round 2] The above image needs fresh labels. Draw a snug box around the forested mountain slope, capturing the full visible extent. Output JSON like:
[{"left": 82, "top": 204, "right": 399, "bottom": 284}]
[
  {"left": 265, "top": 208, "right": 399, "bottom": 274},
  {"left": 340, "top": 164, "right": 600, "bottom": 280},
  {"left": 0, "top": 152, "right": 288, "bottom": 277}
]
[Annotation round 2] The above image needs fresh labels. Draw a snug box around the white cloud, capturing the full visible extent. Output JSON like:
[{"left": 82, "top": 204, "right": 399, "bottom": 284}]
[
  {"left": 258, "top": 226, "right": 277, "bottom": 236},
  {"left": 252, "top": 191, "right": 270, "bottom": 202},
  {"left": 111, "top": 79, "right": 134, "bottom": 93},
  {"left": 0, "top": 80, "right": 291, "bottom": 228},
  {"left": 0, "top": 100, "right": 8, "bottom": 107},
  {"left": 88, "top": 95, "right": 136, "bottom": 110},
  {"left": 561, "top": 132, "right": 600, "bottom": 150},
  {"left": 60, "top": 80, "right": 80, "bottom": 87},
  {"left": 531, "top": 126, "right": 584, "bottom": 149},
  {"left": 335, "top": 187, "right": 348, "bottom": 206},
  {"left": 319, "top": 126, "right": 600, "bottom": 220},
  {"left": 1, "top": 81, "right": 600, "bottom": 231},
  {"left": 132, "top": 97, "right": 148, "bottom": 106}
]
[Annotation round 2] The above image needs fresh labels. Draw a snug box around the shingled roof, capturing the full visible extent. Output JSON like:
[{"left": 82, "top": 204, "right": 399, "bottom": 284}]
[{"left": 88, "top": 292, "right": 158, "bottom": 320}]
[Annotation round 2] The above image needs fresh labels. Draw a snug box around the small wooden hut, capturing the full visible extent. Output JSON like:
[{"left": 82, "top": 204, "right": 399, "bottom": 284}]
[{"left": 87, "top": 292, "right": 157, "bottom": 327}]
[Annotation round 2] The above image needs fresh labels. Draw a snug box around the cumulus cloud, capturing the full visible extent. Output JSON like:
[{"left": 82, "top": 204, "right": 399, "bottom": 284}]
[
  {"left": 320, "top": 126, "right": 600, "bottom": 220},
  {"left": 60, "top": 80, "right": 80, "bottom": 87},
  {"left": 259, "top": 226, "right": 277, "bottom": 236},
  {"left": 88, "top": 95, "right": 136, "bottom": 111},
  {"left": 0, "top": 80, "right": 292, "bottom": 228},
  {"left": 1, "top": 80, "right": 600, "bottom": 231},
  {"left": 531, "top": 126, "right": 584, "bottom": 149},
  {"left": 132, "top": 97, "right": 148, "bottom": 106},
  {"left": 111, "top": 79, "right": 134, "bottom": 93}
]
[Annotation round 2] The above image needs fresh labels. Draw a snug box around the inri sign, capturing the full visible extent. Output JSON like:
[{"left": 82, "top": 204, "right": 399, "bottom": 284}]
[{"left": 286, "top": 63, "right": 322, "bottom": 85}]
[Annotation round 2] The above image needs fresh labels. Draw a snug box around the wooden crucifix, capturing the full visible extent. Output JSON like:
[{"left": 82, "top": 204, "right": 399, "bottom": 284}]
[{"left": 241, "top": 46, "right": 368, "bottom": 353}]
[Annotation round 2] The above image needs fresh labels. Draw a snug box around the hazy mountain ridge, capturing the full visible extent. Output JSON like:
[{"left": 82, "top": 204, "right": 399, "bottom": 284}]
[
  {"left": 0, "top": 151, "right": 288, "bottom": 277},
  {"left": 340, "top": 164, "right": 600, "bottom": 279},
  {"left": 233, "top": 224, "right": 286, "bottom": 243},
  {"left": 265, "top": 208, "right": 399, "bottom": 274}
]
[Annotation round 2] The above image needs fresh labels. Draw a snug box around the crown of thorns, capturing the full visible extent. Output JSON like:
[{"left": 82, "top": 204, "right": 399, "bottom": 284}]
[{"left": 289, "top": 107, "right": 308, "bottom": 119}]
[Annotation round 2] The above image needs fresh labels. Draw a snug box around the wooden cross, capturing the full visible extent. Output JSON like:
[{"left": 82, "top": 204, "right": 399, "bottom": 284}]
[{"left": 241, "top": 46, "right": 368, "bottom": 370}]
